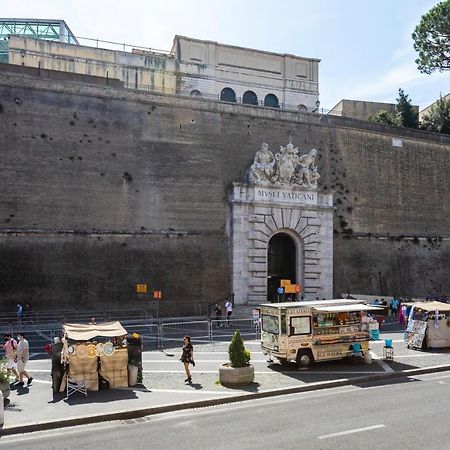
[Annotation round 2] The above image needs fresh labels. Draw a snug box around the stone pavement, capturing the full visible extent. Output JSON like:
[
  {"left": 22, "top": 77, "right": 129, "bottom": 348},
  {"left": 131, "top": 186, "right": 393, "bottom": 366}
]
[{"left": 1, "top": 329, "right": 450, "bottom": 435}]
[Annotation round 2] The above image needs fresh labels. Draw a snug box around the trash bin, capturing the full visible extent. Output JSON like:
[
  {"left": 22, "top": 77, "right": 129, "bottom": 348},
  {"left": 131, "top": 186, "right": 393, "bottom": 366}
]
[{"left": 128, "top": 365, "right": 138, "bottom": 386}]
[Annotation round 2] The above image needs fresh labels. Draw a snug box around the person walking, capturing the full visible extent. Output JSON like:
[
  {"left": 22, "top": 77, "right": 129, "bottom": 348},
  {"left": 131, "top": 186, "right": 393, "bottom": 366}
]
[
  {"left": 214, "top": 303, "right": 223, "bottom": 328},
  {"left": 3, "top": 334, "right": 19, "bottom": 382},
  {"left": 16, "top": 333, "right": 33, "bottom": 386},
  {"left": 16, "top": 303, "right": 23, "bottom": 324},
  {"left": 180, "top": 335, "right": 194, "bottom": 384},
  {"left": 225, "top": 299, "right": 233, "bottom": 327}
]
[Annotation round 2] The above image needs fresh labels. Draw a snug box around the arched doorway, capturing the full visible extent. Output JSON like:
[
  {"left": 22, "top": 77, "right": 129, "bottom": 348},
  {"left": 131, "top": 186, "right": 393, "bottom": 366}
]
[
  {"left": 267, "top": 233, "right": 296, "bottom": 302},
  {"left": 264, "top": 93, "right": 279, "bottom": 108}
]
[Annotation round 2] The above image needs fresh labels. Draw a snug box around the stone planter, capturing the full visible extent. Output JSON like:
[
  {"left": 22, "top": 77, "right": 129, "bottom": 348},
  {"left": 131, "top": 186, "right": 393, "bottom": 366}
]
[
  {"left": 219, "top": 363, "right": 254, "bottom": 386},
  {"left": 0, "top": 382, "right": 10, "bottom": 401}
]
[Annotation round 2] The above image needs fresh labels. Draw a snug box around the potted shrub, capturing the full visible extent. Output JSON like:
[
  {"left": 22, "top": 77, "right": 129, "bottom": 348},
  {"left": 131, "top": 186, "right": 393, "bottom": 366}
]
[
  {"left": 0, "top": 357, "right": 11, "bottom": 402},
  {"left": 219, "top": 330, "right": 254, "bottom": 386}
]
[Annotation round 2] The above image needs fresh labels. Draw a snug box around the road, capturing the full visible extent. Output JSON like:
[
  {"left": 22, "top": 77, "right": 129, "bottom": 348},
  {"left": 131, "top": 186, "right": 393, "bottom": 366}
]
[{"left": 2, "top": 370, "right": 450, "bottom": 449}]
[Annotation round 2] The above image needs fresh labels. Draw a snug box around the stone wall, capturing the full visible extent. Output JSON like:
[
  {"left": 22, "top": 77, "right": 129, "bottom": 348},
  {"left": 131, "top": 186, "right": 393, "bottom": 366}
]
[{"left": 0, "top": 70, "right": 449, "bottom": 313}]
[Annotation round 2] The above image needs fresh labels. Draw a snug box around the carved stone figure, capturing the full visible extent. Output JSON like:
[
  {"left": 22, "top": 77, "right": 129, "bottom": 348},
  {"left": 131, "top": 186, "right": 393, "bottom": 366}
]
[
  {"left": 248, "top": 143, "right": 275, "bottom": 184},
  {"left": 295, "top": 148, "right": 319, "bottom": 187},
  {"left": 273, "top": 142, "right": 299, "bottom": 184},
  {"left": 247, "top": 142, "right": 320, "bottom": 189}
]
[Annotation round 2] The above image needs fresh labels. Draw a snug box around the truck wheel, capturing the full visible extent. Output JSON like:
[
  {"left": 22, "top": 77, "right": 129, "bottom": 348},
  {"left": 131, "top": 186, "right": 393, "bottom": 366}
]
[{"left": 296, "top": 350, "right": 313, "bottom": 367}]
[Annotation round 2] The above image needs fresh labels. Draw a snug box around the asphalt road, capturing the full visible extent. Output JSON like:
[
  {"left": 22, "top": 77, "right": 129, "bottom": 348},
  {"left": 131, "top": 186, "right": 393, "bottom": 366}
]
[{"left": 2, "top": 370, "right": 450, "bottom": 449}]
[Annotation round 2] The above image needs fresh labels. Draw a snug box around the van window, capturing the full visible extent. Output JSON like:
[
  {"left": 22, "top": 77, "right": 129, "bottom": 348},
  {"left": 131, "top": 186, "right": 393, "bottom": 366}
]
[
  {"left": 281, "top": 313, "right": 287, "bottom": 335},
  {"left": 262, "top": 314, "right": 279, "bottom": 334},
  {"left": 290, "top": 316, "right": 311, "bottom": 335}
]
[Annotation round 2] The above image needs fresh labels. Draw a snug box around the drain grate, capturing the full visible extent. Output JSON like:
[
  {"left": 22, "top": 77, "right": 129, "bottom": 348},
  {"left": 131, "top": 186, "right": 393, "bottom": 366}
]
[{"left": 122, "top": 416, "right": 151, "bottom": 425}]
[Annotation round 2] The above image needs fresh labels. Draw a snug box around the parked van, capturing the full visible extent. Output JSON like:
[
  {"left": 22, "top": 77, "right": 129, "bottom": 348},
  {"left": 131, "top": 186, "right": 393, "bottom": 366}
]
[{"left": 259, "top": 299, "right": 382, "bottom": 366}]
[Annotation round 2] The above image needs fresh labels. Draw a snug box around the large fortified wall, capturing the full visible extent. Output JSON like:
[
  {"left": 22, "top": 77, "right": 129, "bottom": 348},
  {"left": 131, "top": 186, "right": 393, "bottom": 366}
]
[{"left": 0, "top": 70, "right": 449, "bottom": 314}]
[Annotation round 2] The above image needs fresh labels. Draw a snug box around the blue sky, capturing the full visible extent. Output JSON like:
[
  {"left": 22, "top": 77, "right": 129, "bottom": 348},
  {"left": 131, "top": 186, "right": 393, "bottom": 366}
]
[{"left": 3, "top": 0, "right": 449, "bottom": 110}]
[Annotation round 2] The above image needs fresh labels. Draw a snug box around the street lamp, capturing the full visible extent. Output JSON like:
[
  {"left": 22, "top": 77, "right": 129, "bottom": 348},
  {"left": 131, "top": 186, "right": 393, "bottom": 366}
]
[{"left": 313, "top": 99, "right": 320, "bottom": 113}]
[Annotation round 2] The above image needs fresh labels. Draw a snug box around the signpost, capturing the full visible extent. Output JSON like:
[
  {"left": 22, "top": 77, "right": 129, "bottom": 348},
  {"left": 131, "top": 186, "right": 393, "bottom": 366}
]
[{"left": 153, "top": 290, "right": 162, "bottom": 321}]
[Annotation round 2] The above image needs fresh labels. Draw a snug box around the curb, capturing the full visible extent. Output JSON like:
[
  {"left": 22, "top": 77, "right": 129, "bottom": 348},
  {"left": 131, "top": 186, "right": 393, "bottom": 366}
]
[{"left": 2, "top": 363, "right": 450, "bottom": 436}]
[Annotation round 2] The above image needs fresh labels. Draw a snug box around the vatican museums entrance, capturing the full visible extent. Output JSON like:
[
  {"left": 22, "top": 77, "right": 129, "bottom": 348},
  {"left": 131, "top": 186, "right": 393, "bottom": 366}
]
[{"left": 267, "top": 233, "right": 296, "bottom": 302}]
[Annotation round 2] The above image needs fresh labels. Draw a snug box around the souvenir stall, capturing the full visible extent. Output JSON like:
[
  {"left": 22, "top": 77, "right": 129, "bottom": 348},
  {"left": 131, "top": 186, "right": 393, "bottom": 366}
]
[
  {"left": 52, "top": 321, "right": 141, "bottom": 396},
  {"left": 406, "top": 301, "right": 450, "bottom": 350}
]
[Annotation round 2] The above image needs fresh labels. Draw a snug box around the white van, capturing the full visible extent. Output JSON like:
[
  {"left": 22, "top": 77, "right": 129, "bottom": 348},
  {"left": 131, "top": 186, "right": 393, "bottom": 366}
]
[{"left": 260, "top": 299, "right": 382, "bottom": 366}]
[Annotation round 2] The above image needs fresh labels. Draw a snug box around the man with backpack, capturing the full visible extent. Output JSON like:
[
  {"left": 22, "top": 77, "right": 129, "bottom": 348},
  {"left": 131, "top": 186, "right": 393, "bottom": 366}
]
[{"left": 3, "top": 334, "right": 19, "bottom": 382}]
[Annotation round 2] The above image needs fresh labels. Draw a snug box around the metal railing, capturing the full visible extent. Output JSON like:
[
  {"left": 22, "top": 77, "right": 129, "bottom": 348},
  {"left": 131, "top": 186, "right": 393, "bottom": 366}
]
[{"left": 9, "top": 317, "right": 260, "bottom": 353}]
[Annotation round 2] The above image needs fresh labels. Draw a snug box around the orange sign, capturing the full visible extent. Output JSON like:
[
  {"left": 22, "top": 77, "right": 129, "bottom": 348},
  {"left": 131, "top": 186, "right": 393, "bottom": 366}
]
[
  {"left": 280, "top": 279, "right": 291, "bottom": 287},
  {"left": 285, "top": 284, "right": 301, "bottom": 294},
  {"left": 153, "top": 290, "right": 162, "bottom": 299},
  {"left": 136, "top": 284, "right": 148, "bottom": 293}
]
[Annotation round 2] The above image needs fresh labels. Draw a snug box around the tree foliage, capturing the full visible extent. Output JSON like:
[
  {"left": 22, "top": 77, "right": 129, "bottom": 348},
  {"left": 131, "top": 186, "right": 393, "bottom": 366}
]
[
  {"left": 412, "top": 0, "right": 450, "bottom": 74},
  {"left": 396, "top": 88, "right": 419, "bottom": 128},
  {"left": 368, "top": 89, "right": 418, "bottom": 128},
  {"left": 420, "top": 94, "right": 450, "bottom": 134},
  {"left": 368, "top": 109, "right": 401, "bottom": 126}
]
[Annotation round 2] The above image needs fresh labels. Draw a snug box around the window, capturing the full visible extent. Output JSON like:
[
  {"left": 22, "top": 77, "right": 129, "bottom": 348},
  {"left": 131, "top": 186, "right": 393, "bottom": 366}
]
[
  {"left": 264, "top": 94, "right": 279, "bottom": 108},
  {"left": 190, "top": 90, "right": 202, "bottom": 97},
  {"left": 290, "top": 316, "right": 311, "bottom": 335},
  {"left": 220, "top": 87, "right": 236, "bottom": 103},
  {"left": 243, "top": 90, "right": 258, "bottom": 105},
  {"left": 262, "top": 314, "right": 279, "bottom": 334},
  {"left": 297, "top": 104, "right": 308, "bottom": 112}
]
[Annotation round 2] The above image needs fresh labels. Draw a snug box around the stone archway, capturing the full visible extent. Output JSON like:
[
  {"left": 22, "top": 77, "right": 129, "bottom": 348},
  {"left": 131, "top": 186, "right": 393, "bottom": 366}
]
[{"left": 267, "top": 231, "right": 300, "bottom": 302}]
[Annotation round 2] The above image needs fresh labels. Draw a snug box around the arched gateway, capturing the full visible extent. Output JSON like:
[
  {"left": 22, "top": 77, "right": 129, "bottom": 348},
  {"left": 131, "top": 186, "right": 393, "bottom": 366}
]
[{"left": 230, "top": 141, "right": 333, "bottom": 305}]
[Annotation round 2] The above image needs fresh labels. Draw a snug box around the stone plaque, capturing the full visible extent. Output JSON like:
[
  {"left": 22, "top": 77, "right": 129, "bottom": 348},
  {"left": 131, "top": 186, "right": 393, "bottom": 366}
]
[{"left": 254, "top": 186, "right": 317, "bottom": 205}]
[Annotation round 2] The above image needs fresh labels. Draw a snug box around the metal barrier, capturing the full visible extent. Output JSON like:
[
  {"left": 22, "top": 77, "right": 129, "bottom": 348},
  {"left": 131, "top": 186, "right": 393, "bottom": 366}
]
[
  {"left": 210, "top": 318, "right": 260, "bottom": 342},
  {"left": 160, "top": 321, "right": 210, "bottom": 348}
]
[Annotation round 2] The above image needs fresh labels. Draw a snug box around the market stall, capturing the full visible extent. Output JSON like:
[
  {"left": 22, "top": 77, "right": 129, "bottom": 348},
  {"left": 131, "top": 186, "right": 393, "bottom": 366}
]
[
  {"left": 52, "top": 321, "right": 141, "bottom": 395},
  {"left": 406, "top": 301, "right": 450, "bottom": 350}
]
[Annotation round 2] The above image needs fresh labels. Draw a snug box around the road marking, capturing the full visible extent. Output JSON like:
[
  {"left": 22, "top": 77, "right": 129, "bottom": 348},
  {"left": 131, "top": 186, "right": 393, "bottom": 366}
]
[
  {"left": 141, "top": 370, "right": 381, "bottom": 374},
  {"left": 370, "top": 351, "right": 394, "bottom": 373},
  {"left": 318, "top": 424, "right": 385, "bottom": 439}
]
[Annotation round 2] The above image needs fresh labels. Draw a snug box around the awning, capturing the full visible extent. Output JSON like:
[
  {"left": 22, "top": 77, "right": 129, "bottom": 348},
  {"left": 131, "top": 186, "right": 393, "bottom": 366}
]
[
  {"left": 411, "top": 301, "right": 450, "bottom": 312},
  {"left": 313, "top": 304, "right": 385, "bottom": 313},
  {"left": 63, "top": 321, "right": 128, "bottom": 341}
]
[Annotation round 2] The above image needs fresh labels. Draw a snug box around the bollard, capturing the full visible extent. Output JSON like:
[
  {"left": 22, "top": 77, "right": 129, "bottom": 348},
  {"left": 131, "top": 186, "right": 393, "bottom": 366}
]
[{"left": 0, "top": 390, "right": 4, "bottom": 425}]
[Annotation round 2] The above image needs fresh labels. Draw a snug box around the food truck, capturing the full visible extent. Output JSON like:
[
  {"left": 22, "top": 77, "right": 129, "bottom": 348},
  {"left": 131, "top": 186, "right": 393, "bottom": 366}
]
[{"left": 260, "top": 299, "right": 383, "bottom": 366}]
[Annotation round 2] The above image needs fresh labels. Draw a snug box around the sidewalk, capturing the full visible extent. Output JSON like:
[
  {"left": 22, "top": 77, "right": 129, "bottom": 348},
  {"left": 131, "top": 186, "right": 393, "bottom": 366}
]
[{"left": 2, "top": 330, "right": 450, "bottom": 435}]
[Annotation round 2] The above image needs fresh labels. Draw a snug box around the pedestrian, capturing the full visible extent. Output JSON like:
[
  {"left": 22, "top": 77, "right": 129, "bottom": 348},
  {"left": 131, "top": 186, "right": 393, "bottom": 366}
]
[
  {"left": 180, "top": 335, "right": 194, "bottom": 383},
  {"left": 214, "top": 303, "right": 222, "bottom": 327},
  {"left": 225, "top": 299, "right": 233, "bottom": 326},
  {"left": 3, "top": 334, "right": 19, "bottom": 382},
  {"left": 25, "top": 302, "right": 32, "bottom": 322},
  {"left": 16, "top": 303, "right": 23, "bottom": 323},
  {"left": 16, "top": 332, "right": 33, "bottom": 386},
  {"left": 90, "top": 317, "right": 97, "bottom": 325}
]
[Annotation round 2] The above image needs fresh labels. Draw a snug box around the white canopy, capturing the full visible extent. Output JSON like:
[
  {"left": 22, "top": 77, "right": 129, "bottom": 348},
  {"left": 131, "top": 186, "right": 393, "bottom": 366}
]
[
  {"left": 63, "top": 321, "right": 127, "bottom": 341},
  {"left": 313, "top": 304, "right": 385, "bottom": 313}
]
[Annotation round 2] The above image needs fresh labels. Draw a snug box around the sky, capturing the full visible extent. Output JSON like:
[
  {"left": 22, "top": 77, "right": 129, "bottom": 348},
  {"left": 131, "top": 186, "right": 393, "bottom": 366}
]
[{"left": 2, "top": 0, "right": 449, "bottom": 110}]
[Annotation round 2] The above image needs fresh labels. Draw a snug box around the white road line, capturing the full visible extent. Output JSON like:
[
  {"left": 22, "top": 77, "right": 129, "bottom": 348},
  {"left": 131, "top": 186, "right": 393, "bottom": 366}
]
[
  {"left": 141, "top": 370, "right": 380, "bottom": 374},
  {"left": 370, "top": 351, "right": 395, "bottom": 373},
  {"left": 318, "top": 424, "right": 385, "bottom": 439}
]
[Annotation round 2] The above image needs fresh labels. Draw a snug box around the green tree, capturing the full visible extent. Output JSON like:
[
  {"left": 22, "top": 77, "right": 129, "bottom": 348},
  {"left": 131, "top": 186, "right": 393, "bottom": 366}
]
[
  {"left": 368, "top": 89, "right": 418, "bottom": 128},
  {"left": 396, "top": 88, "right": 418, "bottom": 128},
  {"left": 412, "top": 0, "right": 450, "bottom": 74},
  {"left": 368, "top": 109, "right": 401, "bottom": 126},
  {"left": 420, "top": 94, "right": 450, "bottom": 134}
]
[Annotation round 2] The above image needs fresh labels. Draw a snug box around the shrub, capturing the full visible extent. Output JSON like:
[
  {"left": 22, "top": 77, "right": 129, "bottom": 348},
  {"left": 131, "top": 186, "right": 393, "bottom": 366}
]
[{"left": 228, "top": 330, "right": 251, "bottom": 367}]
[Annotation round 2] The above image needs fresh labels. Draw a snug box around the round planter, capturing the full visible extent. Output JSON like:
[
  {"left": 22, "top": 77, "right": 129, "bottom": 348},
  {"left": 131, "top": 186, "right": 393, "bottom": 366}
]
[
  {"left": 219, "top": 363, "right": 254, "bottom": 386},
  {"left": 0, "top": 381, "right": 10, "bottom": 400}
]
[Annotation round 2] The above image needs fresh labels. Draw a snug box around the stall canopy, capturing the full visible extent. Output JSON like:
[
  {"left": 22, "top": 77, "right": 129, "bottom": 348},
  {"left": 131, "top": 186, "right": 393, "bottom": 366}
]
[
  {"left": 411, "top": 301, "right": 450, "bottom": 312},
  {"left": 63, "top": 321, "right": 128, "bottom": 341},
  {"left": 313, "top": 304, "right": 385, "bottom": 313}
]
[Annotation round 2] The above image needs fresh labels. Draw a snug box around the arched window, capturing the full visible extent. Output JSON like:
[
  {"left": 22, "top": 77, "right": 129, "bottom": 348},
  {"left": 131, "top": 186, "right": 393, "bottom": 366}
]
[
  {"left": 297, "top": 104, "right": 307, "bottom": 112},
  {"left": 190, "top": 90, "right": 202, "bottom": 97},
  {"left": 242, "top": 90, "right": 258, "bottom": 105},
  {"left": 220, "top": 87, "right": 237, "bottom": 103},
  {"left": 264, "top": 94, "right": 279, "bottom": 108}
]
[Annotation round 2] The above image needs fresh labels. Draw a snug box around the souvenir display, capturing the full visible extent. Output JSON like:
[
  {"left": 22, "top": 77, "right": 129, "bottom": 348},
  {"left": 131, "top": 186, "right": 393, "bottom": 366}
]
[
  {"left": 103, "top": 341, "right": 115, "bottom": 356},
  {"left": 95, "top": 342, "right": 104, "bottom": 356},
  {"left": 87, "top": 344, "right": 97, "bottom": 358}
]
